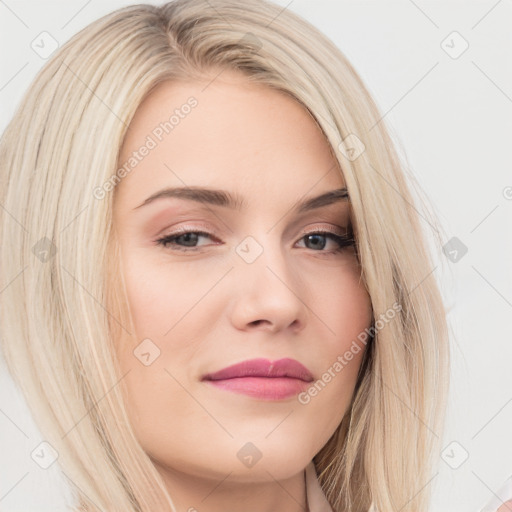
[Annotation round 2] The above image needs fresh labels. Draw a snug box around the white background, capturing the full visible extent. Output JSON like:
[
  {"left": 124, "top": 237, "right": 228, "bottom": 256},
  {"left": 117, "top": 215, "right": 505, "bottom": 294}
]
[{"left": 1, "top": 1, "right": 511, "bottom": 511}]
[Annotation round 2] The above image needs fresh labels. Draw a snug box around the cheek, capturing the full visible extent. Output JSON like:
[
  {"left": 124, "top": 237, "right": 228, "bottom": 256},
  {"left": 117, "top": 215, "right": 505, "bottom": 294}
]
[
  {"left": 120, "top": 249, "right": 227, "bottom": 341},
  {"left": 114, "top": 250, "right": 230, "bottom": 453},
  {"left": 309, "top": 256, "right": 373, "bottom": 345},
  {"left": 298, "top": 263, "right": 372, "bottom": 431}
]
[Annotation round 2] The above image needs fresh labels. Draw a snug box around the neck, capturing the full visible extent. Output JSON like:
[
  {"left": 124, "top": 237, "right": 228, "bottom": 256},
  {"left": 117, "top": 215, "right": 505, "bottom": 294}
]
[{"left": 154, "top": 463, "right": 308, "bottom": 512}]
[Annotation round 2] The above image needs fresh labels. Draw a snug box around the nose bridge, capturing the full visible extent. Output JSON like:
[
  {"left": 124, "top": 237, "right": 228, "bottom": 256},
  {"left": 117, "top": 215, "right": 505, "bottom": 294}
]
[
  {"left": 234, "top": 232, "right": 294, "bottom": 287},
  {"left": 229, "top": 230, "right": 307, "bottom": 332}
]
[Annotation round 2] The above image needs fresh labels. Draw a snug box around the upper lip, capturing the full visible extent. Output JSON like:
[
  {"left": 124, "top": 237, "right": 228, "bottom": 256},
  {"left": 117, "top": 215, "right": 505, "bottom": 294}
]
[{"left": 202, "top": 358, "right": 314, "bottom": 382}]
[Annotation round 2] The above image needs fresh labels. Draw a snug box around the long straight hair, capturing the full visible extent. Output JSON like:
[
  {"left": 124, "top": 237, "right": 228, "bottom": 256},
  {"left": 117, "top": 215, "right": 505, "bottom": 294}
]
[{"left": 0, "top": 1, "right": 450, "bottom": 510}]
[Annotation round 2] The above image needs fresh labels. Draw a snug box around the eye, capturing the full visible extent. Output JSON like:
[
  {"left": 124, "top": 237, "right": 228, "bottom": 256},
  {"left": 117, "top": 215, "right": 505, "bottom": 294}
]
[
  {"left": 155, "top": 229, "right": 216, "bottom": 252},
  {"left": 296, "top": 229, "right": 355, "bottom": 254},
  {"left": 155, "top": 227, "right": 355, "bottom": 253}
]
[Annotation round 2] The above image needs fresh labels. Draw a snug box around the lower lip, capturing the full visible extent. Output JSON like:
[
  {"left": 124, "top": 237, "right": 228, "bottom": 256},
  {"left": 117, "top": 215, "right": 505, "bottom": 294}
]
[{"left": 204, "top": 377, "right": 310, "bottom": 400}]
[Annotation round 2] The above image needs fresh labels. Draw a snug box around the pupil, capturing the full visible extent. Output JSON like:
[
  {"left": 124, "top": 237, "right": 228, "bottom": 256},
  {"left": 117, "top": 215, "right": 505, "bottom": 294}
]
[
  {"left": 179, "top": 233, "right": 198, "bottom": 246},
  {"left": 307, "top": 234, "right": 326, "bottom": 250}
]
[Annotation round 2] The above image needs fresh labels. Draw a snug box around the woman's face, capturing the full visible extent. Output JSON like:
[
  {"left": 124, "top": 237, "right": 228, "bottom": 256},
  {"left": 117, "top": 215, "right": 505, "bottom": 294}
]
[{"left": 112, "top": 69, "right": 372, "bottom": 490}]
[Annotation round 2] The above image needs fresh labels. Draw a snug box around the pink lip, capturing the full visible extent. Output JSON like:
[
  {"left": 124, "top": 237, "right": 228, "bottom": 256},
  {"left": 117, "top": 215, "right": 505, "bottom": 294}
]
[{"left": 201, "top": 358, "right": 314, "bottom": 400}]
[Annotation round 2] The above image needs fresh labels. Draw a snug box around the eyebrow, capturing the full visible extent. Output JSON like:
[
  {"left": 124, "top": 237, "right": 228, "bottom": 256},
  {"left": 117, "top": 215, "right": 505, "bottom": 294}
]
[{"left": 132, "top": 186, "right": 349, "bottom": 213}]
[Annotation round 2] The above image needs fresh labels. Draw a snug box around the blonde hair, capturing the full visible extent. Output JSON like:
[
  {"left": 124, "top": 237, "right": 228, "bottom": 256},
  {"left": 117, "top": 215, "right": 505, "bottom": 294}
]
[{"left": 0, "top": 1, "right": 450, "bottom": 511}]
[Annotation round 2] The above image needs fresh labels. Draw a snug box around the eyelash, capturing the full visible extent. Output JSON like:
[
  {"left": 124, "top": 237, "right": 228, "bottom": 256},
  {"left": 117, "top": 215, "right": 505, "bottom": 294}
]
[{"left": 155, "top": 227, "right": 355, "bottom": 255}]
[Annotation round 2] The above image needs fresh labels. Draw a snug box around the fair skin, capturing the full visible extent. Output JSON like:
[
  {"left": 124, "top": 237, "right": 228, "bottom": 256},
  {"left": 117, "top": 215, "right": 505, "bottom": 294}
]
[{"left": 112, "top": 69, "right": 373, "bottom": 512}]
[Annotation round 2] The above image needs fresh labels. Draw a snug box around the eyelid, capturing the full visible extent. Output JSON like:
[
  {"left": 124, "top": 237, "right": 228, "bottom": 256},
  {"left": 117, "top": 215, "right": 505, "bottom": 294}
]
[
  {"left": 157, "top": 223, "right": 217, "bottom": 238},
  {"left": 158, "top": 221, "right": 351, "bottom": 239},
  {"left": 297, "top": 224, "right": 351, "bottom": 238}
]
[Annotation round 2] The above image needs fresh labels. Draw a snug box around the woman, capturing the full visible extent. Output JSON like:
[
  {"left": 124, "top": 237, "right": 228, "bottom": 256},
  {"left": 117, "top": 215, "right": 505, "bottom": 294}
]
[{"left": 0, "top": 0, "right": 450, "bottom": 511}]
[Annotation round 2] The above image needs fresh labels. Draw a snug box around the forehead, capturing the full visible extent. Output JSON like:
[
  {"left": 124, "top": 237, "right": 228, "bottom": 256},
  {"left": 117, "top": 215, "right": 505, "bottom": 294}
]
[{"left": 115, "top": 70, "right": 345, "bottom": 211}]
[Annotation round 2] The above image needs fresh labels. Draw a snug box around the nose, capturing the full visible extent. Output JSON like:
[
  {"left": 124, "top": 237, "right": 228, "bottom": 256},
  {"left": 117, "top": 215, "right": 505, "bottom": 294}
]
[{"left": 229, "top": 241, "right": 308, "bottom": 334}]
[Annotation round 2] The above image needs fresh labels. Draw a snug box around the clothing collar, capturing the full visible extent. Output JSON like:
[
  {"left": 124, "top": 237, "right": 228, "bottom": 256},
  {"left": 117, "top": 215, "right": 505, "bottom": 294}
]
[
  {"left": 304, "top": 461, "right": 334, "bottom": 512},
  {"left": 304, "top": 462, "right": 377, "bottom": 512}
]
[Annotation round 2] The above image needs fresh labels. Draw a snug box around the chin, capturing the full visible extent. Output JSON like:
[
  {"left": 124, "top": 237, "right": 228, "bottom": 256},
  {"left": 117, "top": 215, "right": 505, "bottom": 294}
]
[
  {"left": 152, "top": 441, "right": 314, "bottom": 484},
  {"left": 218, "top": 458, "right": 310, "bottom": 484}
]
